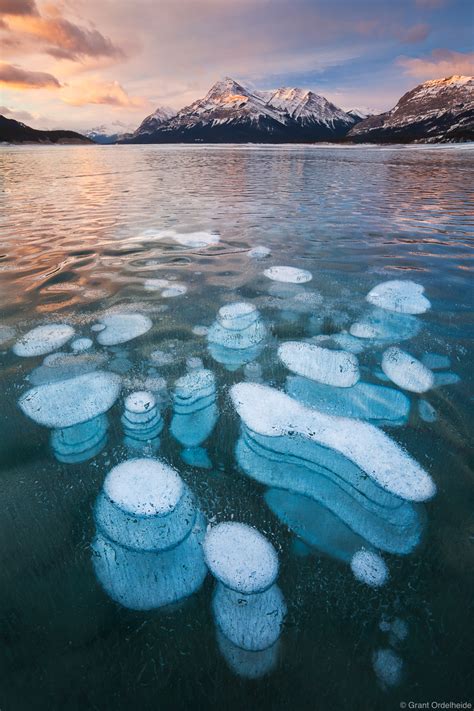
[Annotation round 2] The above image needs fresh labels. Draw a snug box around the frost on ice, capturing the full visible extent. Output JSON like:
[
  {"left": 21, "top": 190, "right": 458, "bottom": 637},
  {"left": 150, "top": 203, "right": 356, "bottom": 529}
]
[
  {"left": 13, "top": 323, "right": 75, "bottom": 357},
  {"left": 382, "top": 347, "right": 434, "bottom": 393},
  {"left": 278, "top": 341, "right": 360, "bottom": 388}
]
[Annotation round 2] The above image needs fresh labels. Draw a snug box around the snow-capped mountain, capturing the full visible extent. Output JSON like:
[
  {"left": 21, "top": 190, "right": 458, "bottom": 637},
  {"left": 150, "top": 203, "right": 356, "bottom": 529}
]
[
  {"left": 348, "top": 75, "right": 474, "bottom": 143},
  {"left": 86, "top": 121, "right": 138, "bottom": 144},
  {"left": 123, "top": 78, "right": 357, "bottom": 143},
  {"left": 130, "top": 106, "right": 175, "bottom": 138}
]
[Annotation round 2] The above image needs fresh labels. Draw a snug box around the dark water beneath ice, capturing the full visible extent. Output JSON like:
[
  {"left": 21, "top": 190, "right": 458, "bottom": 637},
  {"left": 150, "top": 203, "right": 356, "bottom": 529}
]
[{"left": 0, "top": 144, "right": 473, "bottom": 711}]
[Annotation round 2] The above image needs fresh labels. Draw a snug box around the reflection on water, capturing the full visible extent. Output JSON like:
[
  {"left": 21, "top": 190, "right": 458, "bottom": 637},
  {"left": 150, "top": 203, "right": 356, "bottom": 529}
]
[{"left": 0, "top": 144, "right": 473, "bottom": 710}]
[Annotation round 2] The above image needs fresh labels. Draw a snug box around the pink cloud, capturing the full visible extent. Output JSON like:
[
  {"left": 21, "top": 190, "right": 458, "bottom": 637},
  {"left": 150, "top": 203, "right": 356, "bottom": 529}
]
[
  {"left": 62, "top": 79, "right": 148, "bottom": 108},
  {"left": 0, "top": 61, "right": 60, "bottom": 88},
  {"left": 398, "top": 49, "right": 474, "bottom": 79}
]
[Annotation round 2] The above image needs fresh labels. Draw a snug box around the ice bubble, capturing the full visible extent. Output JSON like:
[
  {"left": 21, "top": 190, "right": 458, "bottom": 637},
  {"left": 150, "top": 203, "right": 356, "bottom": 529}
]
[
  {"left": 212, "top": 581, "right": 286, "bottom": 652},
  {"left": 216, "top": 628, "right": 280, "bottom": 679},
  {"left": 70, "top": 337, "right": 93, "bottom": 353},
  {"left": 181, "top": 446, "right": 212, "bottom": 469},
  {"left": 421, "top": 353, "right": 451, "bottom": 370},
  {"left": 391, "top": 618, "right": 409, "bottom": 642},
  {"left": 121, "top": 391, "right": 163, "bottom": 445},
  {"left": 95, "top": 313, "right": 152, "bottom": 346},
  {"left": 172, "top": 230, "right": 220, "bottom": 248},
  {"left": 350, "top": 549, "right": 389, "bottom": 587},
  {"left": 265, "top": 488, "right": 368, "bottom": 563},
  {"left": 144, "top": 278, "right": 187, "bottom": 297},
  {"left": 51, "top": 414, "right": 108, "bottom": 464},
  {"left": 230, "top": 383, "right": 436, "bottom": 502},
  {"left": 19, "top": 371, "right": 121, "bottom": 428},
  {"left": 203, "top": 522, "right": 279, "bottom": 594},
  {"left": 237, "top": 430, "right": 424, "bottom": 554},
  {"left": 349, "top": 307, "right": 421, "bottom": 343},
  {"left": 418, "top": 399, "right": 437, "bottom": 423},
  {"left": 91, "top": 323, "right": 105, "bottom": 333},
  {"left": 192, "top": 325, "right": 209, "bottom": 337},
  {"left": 372, "top": 648, "right": 403, "bottom": 688},
  {"left": 286, "top": 377, "right": 410, "bottom": 427},
  {"left": 433, "top": 371, "right": 461, "bottom": 387},
  {"left": 263, "top": 266, "right": 312, "bottom": 284},
  {"left": 13, "top": 323, "right": 75, "bottom": 357},
  {"left": 92, "top": 514, "right": 207, "bottom": 611},
  {"left": 207, "top": 302, "right": 266, "bottom": 370},
  {"left": 28, "top": 352, "right": 107, "bottom": 386},
  {"left": 186, "top": 357, "right": 203, "bottom": 371},
  {"left": 366, "top": 280, "right": 430, "bottom": 315},
  {"left": 248, "top": 245, "right": 271, "bottom": 259},
  {"left": 171, "top": 368, "right": 217, "bottom": 448},
  {"left": 95, "top": 458, "right": 196, "bottom": 551},
  {"left": 244, "top": 361, "right": 263, "bottom": 383},
  {"left": 278, "top": 342, "right": 360, "bottom": 388},
  {"left": 382, "top": 347, "right": 434, "bottom": 393}
]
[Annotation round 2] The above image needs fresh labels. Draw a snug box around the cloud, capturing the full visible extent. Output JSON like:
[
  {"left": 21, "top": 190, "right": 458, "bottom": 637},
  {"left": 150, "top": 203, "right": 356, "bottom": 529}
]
[
  {"left": 398, "top": 23, "right": 430, "bottom": 43},
  {"left": 0, "top": 0, "right": 38, "bottom": 15},
  {"left": 3, "top": 7, "right": 123, "bottom": 62},
  {"left": 0, "top": 105, "right": 35, "bottom": 121},
  {"left": 0, "top": 62, "right": 60, "bottom": 88},
  {"left": 62, "top": 79, "right": 148, "bottom": 107},
  {"left": 398, "top": 49, "right": 474, "bottom": 79}
]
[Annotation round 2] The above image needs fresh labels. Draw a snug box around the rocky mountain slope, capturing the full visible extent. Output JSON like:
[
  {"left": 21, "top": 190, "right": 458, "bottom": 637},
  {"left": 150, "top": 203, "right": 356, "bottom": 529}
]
[
  {"left": 348, "top": 76, "right": 474, "bottom": 143},
  {"left": 0, "top": 115, "right": 93, "bottom": 144},
  {"left": 122, "top": 78, "right": 358, "bottom": 143}
]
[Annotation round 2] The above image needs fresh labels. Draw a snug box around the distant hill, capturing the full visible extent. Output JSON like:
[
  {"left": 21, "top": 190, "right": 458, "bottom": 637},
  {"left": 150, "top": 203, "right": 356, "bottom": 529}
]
[
  {"left": 348, "top": 76, "right": 474, "bottom": 143},
  {"left": 0, "top": 115, "right": 93, "bottom": 144}
]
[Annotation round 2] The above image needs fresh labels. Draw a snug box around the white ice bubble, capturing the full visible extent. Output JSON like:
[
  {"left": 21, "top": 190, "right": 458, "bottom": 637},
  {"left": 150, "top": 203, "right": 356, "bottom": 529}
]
[
  {"left": 192, "top": 325, "right": 209, "bottom": 337},
  {"left": 71, "top": 337, "right": 93, "bottom": 353},
  {"left": 263, "top": 266, "right": 312, "bottom": 284},
  {"left": 95, "top": 458, "right": 196, "bottom": 551},
  {"left": 95, "top": 313, "right": 152, "bottom": 346},
  {"left": 350, "top": 549, "right": 389, "bottom": 587},
  {"left": 173, "top": 231, "right": 220, "bottom": 248},
  {"left": 13, "top": 323, "right": 75, "bottom": 357},
  {"left": 278, "top": 341, "right": 360, "bottom": 388},
  {"left": 144, "top": 278, "right": 187, "bottom": 297},
  {"left": 349, "top": 307, "right": 421, "bottom": 343},
  {"left": 203, "top": 522, "right": 279, "bottom": 594},
  {"left": 230, "top": 383, "right": 436, "bottom": 502},
  {"left": 207, "top": 302, "right": 266, "bottom": 370},
  {"left": 366, "top": 280, "right": 431, "bottom": 315},
  {"left": 382, "top": 347, "right": 434, "bottom": 393},
  {"left": 19, "top": 370, "right": 121, "bottom": 428}
]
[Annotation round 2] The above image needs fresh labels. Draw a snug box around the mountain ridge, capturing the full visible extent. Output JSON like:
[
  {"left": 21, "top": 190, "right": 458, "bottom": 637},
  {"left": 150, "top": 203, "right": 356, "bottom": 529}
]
[{"left": 0, "top": 115, "right": 93, "bottom": 144}]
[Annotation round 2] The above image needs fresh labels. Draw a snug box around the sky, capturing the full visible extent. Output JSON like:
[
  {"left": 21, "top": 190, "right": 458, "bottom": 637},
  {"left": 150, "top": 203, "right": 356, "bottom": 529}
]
[{"left": 0, "top": 0, "right": 473, "bottom": 134}]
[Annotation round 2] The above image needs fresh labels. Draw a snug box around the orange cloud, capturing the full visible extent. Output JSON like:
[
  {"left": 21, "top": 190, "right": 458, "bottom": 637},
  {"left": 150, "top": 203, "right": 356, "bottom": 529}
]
[
  {"left": 0, "top": 61, "right": 60, "bottom": 88},
  {"left": 398, "top": 49, "right": 474, "bottom": 79},
  {"left": 62, "top": 80, "right": 148, "bottom": 108},
  {"left": 4, "top": 7, "right": 123, "bottom": 61}
]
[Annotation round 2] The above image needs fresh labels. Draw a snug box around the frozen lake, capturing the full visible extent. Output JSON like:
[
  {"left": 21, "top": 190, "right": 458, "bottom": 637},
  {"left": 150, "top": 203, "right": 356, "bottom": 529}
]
[{"left": 0, "top": 143, "right": 473, "bottom": 710}]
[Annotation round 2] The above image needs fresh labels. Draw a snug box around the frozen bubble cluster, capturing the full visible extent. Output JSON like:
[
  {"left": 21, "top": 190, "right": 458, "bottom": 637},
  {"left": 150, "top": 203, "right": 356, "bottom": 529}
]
[
  {"left": 350, "top": 307, "right": 421, "bottom": 344},
  {"left": 232, "top": 383, "right": 434, "bottom": 561},
  {"left": 13, "top": 323, "right": 75, "bottom": 357},
  {"left": 382, "top": 347, "right": 434, "bottom": 393},
  {"left": 170, "top": 363, "right": 217, "bottom": 467},
  {"left": 122, "top": 390, "right": 163, "bottom": 451},
  {"left": 367, "top": 280, "right": 431, "bottom": 315},
  {"left": 94, "top": 313, "right": 152, "bottom": 346},
  {"left": 19, "top": 371, "right": 121, "bottom": 463},
  {"left": 279, "top": 341, "right": 360, "bottom": 388},
  {"left": 144, "top": 278, "right": 187, "bottom": 297},
  {"left": 92, "top": 457, "right": 207, "bottom": 610},
  {"left": 207, "top": 302, "right": 267, "bottom": 371},
  {"left": 263, "top": 266, "right": 312, "bottom": 284},
  {"left": 204, "top": 522, "right": 286, "bottom": 652}
]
